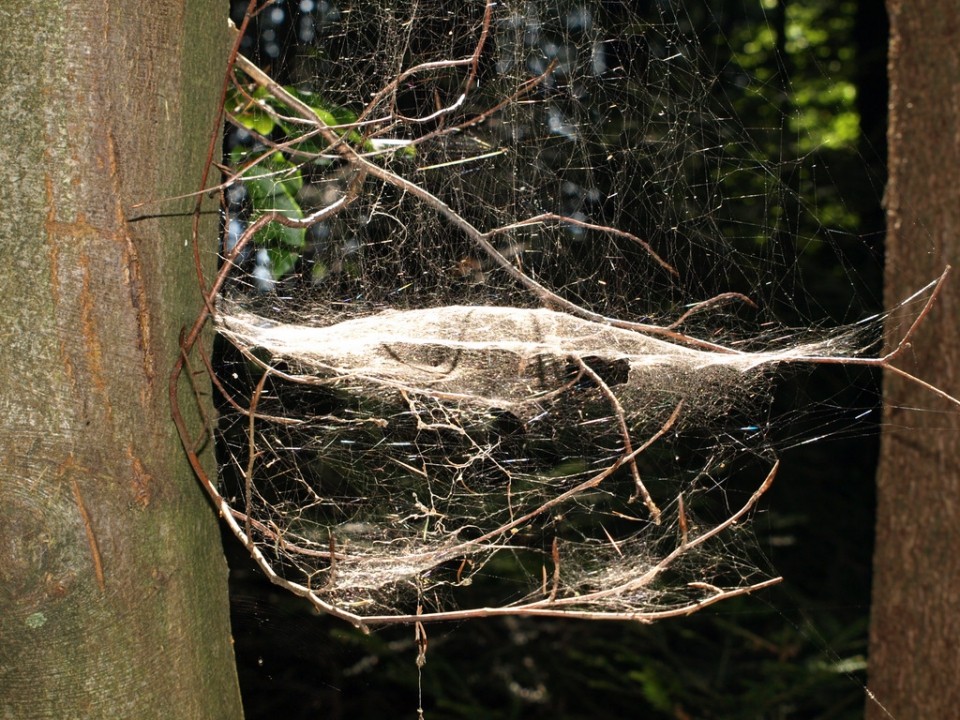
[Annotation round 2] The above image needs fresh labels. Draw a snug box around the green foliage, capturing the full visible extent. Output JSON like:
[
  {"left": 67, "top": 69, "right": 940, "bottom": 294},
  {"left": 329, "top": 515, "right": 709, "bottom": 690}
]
[
  {"left": 228, "top": 83, "right": 365, "bottom": 146},
  {"left": 728, "top": 0, "right": 862, "bottom": 231},
  {"left": 231, "top": 86, "right": 278, "bottom": 136},
  {"left": 784, "top": 1, "right": 860, "bottom": 153},
  {"left": 226, "top": 83, "right": 351, "bottom": 280},
  {"left": 229, "top": 146, "right": 305, "bottom": 278},
  {"left": 226, "top": 80, "right": 416, "bottom": 281}
]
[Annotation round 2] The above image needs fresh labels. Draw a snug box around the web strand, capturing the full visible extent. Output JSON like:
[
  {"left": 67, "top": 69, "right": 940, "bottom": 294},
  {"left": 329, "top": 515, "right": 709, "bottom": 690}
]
[{"left": 171, "top": 1, "right": 955, "bottom": 633}]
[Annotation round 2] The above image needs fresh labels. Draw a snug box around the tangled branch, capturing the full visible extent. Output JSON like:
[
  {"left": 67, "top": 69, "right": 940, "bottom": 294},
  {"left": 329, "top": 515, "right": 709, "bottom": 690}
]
[{"left": 170, "top": 0, "right": 957, "bottom": 632}]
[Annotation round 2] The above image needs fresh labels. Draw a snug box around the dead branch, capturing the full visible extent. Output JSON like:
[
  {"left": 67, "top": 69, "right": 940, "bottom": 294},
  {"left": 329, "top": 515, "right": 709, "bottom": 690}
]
[{"left": 168, "top": 5, "right": 958, "bottom": 634}]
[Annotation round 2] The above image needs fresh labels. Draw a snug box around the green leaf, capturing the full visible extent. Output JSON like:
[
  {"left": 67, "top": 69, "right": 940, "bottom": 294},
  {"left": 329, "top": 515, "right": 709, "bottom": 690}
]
[
  {"left": 267, "top": 246, "right": 299, "bottom": 279},
  {"left": 248, "top": 186, "right": 305, "bottom": 248},
  {"left": 284, "top": 86, "right": 371, "bottom": 148},
  {"left": 226, "top": 88, "right": 276, "bottom": 136},
  {"left": 234, "top": 151, "right": 307, "bottom": 253}
]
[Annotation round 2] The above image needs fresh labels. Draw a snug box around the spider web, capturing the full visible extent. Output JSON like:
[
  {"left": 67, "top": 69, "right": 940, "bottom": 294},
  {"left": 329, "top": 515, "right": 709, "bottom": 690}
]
[{"left": 208, "top": 0, "right": 930, "bottom": 628}]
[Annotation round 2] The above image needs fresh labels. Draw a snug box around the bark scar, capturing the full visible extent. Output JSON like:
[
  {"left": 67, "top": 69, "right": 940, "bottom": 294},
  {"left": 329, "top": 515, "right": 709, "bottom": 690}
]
[
  {"left": 69, "top": 474, "right": 106, "bottom": 593},
  {"left": 77, "top": 254, "right": 112, "bottom": 422},
  {"left": 108, "top": 130, "right": 155, "bottom": 400},
  {"left": 126, "top": 444, "right": 153, "bottom": 508}
]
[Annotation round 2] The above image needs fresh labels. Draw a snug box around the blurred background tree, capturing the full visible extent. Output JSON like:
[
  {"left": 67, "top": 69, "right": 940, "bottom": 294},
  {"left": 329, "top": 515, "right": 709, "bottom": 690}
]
[{"left": 868, "top": 0, "right": 960, "bottom": 716}]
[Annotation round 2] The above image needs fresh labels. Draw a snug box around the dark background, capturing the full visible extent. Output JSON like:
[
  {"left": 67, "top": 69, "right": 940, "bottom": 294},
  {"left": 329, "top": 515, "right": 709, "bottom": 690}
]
[{"left": 222, "top": 1, "right": 889, "bottom": 717}]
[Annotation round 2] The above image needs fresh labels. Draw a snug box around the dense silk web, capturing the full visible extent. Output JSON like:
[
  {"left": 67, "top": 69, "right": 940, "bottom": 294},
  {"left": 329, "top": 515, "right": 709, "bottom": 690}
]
[{"left": 188, "top": 0, "right": 951, "bottom": 629}]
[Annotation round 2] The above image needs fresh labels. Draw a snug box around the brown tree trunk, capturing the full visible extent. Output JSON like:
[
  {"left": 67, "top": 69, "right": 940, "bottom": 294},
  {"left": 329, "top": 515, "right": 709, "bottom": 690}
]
[
  {"left": 0, "top": 1, "right": 244, "bottom": 717},
  {"left": 867, "top": 1, "right": 960, "bottom": 716}
]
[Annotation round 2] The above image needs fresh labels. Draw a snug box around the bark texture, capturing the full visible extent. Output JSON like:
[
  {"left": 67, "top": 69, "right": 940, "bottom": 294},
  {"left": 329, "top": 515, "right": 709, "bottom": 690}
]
[
  {"left": 0, "top": 1, "right": 243, "bottom": 717},
  {"left": 867, "top": 1, "right": 960, "bottom": 716}
]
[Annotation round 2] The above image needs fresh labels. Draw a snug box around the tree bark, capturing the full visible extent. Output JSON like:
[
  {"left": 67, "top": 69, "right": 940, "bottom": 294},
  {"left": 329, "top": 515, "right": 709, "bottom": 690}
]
[
  {"left": 0, "top": 1, "right": 243, "bottom": 717},
  {"left": 867, "top": 1, "right": 960, "bottom": 716}
]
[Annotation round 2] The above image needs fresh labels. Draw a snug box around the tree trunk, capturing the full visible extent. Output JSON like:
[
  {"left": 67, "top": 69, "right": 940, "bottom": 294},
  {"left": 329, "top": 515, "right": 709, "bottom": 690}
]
[
  {"left": 867, "top": 1, "right": 960, "bottom": 716},
  {"left": 0, "top": 1, "right": 243, "bottom": 717}
]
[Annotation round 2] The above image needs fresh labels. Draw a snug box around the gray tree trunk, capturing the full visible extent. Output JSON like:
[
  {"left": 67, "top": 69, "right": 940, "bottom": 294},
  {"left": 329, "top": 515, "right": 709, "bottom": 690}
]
[
  {"left": 867, "top": 0, "right": 960, "bottom": 716},
  {"left": 0, "top": 1, "right": 244, "bottom": 717}
]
